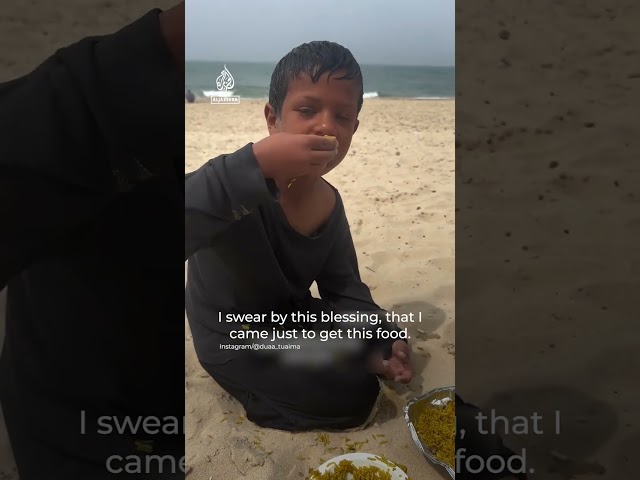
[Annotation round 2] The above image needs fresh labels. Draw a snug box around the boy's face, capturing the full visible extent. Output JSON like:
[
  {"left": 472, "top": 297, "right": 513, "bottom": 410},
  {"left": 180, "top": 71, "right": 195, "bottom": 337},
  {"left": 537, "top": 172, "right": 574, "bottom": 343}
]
[{"left": 265, "top": 70, "right": 360, "bottom": 176}]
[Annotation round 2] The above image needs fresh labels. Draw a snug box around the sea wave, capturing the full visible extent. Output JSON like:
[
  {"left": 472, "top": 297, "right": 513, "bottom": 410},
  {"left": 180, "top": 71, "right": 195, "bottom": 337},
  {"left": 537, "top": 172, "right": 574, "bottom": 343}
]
[
  {"left": 195, "top": 89, "right": 451, "bottom": 101},
  {"left": 412, "top": 96, "right": 453, "bottom": 100},
  {"left": 202, "top": 90, "right": 235, "bottom": 97}
]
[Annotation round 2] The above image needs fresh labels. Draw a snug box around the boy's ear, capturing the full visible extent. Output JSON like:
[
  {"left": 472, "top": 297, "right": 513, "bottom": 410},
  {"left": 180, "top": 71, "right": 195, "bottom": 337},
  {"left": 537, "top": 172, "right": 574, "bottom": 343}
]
[
  {"left": 264, "top": 103, "right": 278, "bottom": 134},
  {"left": 353, "top": 119, "right": 359, "bottom": 135}
]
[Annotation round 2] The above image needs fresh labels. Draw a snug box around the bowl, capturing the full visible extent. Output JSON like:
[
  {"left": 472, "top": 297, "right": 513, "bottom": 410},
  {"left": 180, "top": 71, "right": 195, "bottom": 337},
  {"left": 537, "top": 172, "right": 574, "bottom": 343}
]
[
  {"left": 312, "top": 452, "right": 408, "bottom": 479},
  {"left": 404, "top": 385, "right": 456, "bottom": 479}
]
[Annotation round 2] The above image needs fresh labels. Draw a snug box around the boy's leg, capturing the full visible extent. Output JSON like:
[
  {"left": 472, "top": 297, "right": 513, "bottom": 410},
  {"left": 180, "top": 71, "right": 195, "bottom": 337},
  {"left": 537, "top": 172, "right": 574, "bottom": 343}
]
[{"left": 200, "top": 352, "right": 380, "bottom": 432}]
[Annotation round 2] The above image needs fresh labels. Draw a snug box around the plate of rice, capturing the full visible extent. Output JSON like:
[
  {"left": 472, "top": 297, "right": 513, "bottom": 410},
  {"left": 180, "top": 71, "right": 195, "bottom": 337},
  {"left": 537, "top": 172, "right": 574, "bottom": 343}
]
[
  {"left": 404, "top": 385, "right": 456, "bottom": 478},
  {"left": 308, "top": 452, "right": 409, "bottom": 479}
]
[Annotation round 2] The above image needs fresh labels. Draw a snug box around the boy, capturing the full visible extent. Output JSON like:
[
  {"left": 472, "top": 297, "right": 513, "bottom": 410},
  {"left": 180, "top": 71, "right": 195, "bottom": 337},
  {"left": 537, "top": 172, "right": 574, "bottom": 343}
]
[
  {"left": 185, "top": 41, "right": 412, "bottom": 431},
  {"left": 1, "top": 4, "right": 185, "bottom": 478}
]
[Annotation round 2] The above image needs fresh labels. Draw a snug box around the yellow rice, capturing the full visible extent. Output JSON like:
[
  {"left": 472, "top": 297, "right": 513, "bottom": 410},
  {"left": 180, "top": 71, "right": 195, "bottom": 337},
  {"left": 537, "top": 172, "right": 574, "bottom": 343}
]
[
  {"left": 308, "top": 459, "right": 392, "bottom": 479},
  {"left": 414, "top": 400, "right": 455, "bottom": 467}
]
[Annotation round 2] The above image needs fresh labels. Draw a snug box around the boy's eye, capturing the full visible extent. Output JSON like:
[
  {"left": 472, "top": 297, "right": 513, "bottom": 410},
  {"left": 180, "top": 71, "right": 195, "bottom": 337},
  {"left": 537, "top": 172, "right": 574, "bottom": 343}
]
[{"left": 298, "top": 108, "right": 315, "bottom": 117}]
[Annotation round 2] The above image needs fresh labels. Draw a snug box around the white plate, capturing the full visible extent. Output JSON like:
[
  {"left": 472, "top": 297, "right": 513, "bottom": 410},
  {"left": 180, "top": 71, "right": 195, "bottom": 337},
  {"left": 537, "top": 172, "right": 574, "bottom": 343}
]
[{"left": 314, "top": 452, "right": 408, "bottom": 479}]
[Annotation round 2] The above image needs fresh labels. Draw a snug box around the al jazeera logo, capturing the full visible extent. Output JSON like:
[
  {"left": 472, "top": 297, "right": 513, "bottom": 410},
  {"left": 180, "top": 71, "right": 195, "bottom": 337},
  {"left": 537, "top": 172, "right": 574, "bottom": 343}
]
[{"left": 211, "top": 64, "right": 240, "bottom": 104}]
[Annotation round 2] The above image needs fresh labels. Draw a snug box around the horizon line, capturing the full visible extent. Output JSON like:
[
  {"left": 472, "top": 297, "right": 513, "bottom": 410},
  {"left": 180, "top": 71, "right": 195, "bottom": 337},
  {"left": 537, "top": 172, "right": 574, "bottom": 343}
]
[{"left": 185, "top": 59, "right": 455, "bottom": 68}]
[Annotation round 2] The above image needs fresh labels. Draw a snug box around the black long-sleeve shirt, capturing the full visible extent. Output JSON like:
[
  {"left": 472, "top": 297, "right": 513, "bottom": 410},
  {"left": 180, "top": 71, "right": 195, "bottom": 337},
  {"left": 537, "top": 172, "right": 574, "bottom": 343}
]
[
  {"left": 0, "top": 10, "right": 183, "bottom": 479},
  {"left": 185, "top": 144, "right": 400, "bottom": 366}
]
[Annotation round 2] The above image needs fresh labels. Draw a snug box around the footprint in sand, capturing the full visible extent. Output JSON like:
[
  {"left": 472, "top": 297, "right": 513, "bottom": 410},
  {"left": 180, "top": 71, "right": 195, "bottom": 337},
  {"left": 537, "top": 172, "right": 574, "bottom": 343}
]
[
  {"left": 352, "top": 218, "right": 364, "bottom": 235},
  {"left": 388, "top": 301, "right": 447, "bottom": 333},
  {"left": 371, "top": 393, "right": 398, "bottom": 426},
  {"left": 226, "top": 435, "right": 267, "bottom": 475},
  {"left": 367, "top": 251, "right": 394, "bottom": 273}
]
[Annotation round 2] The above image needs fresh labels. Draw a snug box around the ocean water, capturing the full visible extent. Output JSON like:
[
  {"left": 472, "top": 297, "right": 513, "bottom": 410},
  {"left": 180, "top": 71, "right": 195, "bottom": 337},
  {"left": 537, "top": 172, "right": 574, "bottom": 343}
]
[{"left": 186, "top": 61, "right": 454, "bottom": 100}]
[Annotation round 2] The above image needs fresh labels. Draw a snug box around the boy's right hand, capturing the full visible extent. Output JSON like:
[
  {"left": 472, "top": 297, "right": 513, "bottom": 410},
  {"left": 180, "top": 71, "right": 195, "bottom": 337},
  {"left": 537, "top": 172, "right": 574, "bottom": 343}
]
[
  {"left": 368, "top": 340, "right": 413, "bottom": 384},
  {"left": 252, "top": 133, "right": 338, "bottom": 181}
]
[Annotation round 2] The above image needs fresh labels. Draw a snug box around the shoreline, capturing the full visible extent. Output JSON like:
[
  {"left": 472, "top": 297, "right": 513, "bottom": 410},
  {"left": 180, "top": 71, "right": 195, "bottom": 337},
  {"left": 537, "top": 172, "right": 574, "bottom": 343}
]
[{"left": 187, "top": 97, "right": 455, "bottom": 104}]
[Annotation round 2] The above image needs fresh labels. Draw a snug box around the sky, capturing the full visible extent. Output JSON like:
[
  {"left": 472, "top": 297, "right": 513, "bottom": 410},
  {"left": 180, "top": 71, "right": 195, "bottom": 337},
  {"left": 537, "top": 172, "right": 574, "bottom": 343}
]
[{"left": 185, "top": 0, "right": 454, "bottom": 67}]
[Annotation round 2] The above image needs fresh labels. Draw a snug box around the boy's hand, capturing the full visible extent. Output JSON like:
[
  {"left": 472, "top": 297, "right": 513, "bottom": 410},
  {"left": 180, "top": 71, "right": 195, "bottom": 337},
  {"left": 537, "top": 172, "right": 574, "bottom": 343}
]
[
  {"left": 369, "top": 340, "right": 413, "bottom": 384},
  {"left": 252, "top": 133, "right": 338, "bottom": 181},
  {"left": 385, "top": 340, "right": 413, "bottom": 383}
]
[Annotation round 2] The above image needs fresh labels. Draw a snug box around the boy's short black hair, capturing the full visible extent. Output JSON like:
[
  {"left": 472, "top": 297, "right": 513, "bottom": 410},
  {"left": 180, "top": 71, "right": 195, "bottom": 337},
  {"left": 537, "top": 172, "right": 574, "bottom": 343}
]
[{"left": 269, "top": 41, "right": 364, "bottom": 117}]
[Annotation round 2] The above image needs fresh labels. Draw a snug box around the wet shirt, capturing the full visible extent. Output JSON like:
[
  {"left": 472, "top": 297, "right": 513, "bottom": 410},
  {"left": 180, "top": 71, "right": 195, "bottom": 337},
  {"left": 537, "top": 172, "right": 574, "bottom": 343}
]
[
  {"left": 185, "top": 144, "right": 400, "bottom": 366},
  {"left": 0, "top": 10, "right": 183, "bottom": 478}
]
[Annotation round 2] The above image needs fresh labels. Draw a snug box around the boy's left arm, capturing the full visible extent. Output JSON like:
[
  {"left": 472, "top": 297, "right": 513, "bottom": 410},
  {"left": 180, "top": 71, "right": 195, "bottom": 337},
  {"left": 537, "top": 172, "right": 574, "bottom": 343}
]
[
  {"left": 315, "top": 221, "right": 412, "bottom": 383},
  {"left": 315, "top": 223, "right": 380, "bottom": 313}
]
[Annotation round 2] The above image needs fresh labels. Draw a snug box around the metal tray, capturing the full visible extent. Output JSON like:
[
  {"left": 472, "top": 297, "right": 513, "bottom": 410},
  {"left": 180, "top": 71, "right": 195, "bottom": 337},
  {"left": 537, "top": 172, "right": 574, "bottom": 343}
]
[{"left": 404, "top": 385, "right": 456, "bottom": 479}]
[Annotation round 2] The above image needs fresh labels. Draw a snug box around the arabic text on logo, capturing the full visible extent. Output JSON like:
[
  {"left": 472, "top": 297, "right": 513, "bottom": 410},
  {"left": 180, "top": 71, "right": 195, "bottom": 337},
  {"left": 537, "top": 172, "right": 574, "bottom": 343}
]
[
  {"left": 211, "top": 64, "right": 240, "bottom": 104},
  {"left": 216, "top": 65, "right": 235, "bottom": 92}
]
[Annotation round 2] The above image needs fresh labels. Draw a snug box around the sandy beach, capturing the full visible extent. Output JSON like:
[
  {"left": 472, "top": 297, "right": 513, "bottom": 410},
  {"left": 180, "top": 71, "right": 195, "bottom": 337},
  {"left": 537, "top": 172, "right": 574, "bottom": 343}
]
[
  {"left": 185, "top": 98, "right": 455, "bottom": 479},
  {"left": 454, "top": 1, "right": 639, "bottom": 477}
]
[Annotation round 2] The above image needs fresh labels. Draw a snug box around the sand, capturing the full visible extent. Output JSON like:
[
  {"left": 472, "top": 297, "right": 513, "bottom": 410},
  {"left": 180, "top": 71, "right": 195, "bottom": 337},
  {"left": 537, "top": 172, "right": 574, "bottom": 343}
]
[
  {"left": 185, "top": 98, "right": 455, "bottom": 479},
  {"left": 0, "top": 1, "right": 176, "bottom": 477},
  {"left": 454, "top": 1, "right": 639, "bottom": 477}
]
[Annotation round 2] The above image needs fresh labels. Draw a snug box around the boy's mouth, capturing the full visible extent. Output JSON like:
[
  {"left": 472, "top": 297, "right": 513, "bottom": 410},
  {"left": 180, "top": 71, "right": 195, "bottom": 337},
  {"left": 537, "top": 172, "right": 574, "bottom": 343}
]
[{"left": 323, "top": 134, "right": 338, "bottom": 149}]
